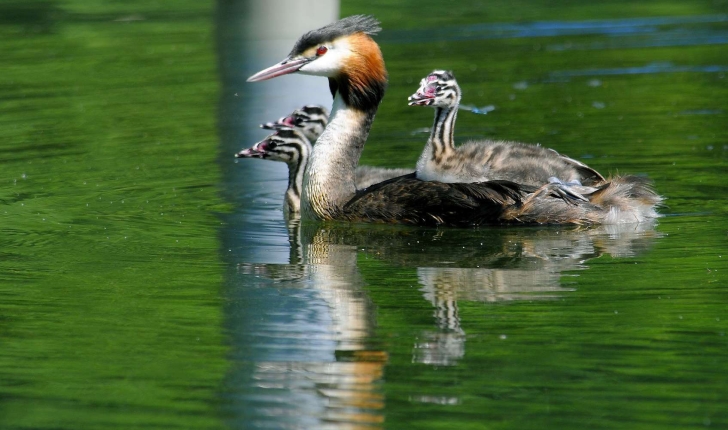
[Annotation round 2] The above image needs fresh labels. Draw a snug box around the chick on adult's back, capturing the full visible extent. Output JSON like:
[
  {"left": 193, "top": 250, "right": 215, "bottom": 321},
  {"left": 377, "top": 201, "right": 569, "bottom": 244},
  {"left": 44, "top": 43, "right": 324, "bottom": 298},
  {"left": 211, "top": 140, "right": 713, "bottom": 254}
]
[{"left": 408, "top": 70, "right": 604, "bottom": 188}]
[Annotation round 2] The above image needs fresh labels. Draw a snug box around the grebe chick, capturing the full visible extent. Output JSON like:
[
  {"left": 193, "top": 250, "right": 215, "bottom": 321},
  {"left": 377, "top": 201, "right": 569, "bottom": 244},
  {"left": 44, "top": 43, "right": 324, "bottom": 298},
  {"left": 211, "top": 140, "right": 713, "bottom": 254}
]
[
  {"left": 261, "top": 105, "right": 412, "bottom": 189},
  {"left": 246, "top": 15, "right": 661, "bottom": 226},
  {"left": 235, "top": 128, "right": 309, "bottom": 214},
  {"left": 235, "top": 127, "right": 411, "bottom": 212},
  {"left": 261, "top": 105, "right": 329, "bottom": 142},
  {"left": 408, "top": 70, "right": 604, "bottom": 195},
  {"left": 408, "top": 70, "right": 663, "bottom": 220}
]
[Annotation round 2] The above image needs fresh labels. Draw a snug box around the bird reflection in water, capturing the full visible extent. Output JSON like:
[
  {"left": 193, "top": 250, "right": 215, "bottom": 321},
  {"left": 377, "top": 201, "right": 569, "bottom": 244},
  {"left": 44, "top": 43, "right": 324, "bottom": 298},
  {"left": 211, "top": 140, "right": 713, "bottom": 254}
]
[
  {"left": 410, "top": 222, "right": 659, "bottom": 367},
  {"left": 236, "top": 219, "right": 660, "bottom": 425}
]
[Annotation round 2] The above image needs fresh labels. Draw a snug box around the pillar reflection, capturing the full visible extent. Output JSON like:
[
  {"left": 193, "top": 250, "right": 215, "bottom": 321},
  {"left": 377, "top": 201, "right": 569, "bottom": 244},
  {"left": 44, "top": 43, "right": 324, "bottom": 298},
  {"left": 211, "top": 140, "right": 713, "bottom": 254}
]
[{"left": 217, "top": 2, "right": 389, "bottom": 429}]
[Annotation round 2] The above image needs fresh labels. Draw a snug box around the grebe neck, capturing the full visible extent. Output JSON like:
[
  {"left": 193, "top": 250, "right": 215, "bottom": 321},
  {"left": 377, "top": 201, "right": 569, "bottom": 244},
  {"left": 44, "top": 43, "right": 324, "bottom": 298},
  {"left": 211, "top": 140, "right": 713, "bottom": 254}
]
[
  {"left": 417, "top": 105, "right": 458, "bottom": 174},
  {"left": 284, "top": 148, "right": 307, "bottom": 214},
  {"left": 301, "top": 92, "right": 377, "bottom": 220}
]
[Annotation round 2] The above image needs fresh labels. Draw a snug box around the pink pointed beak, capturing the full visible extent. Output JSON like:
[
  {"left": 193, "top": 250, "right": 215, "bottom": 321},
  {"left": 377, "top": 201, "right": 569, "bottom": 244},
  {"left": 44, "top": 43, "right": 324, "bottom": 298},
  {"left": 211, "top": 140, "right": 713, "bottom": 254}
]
[
  {"left": 407, "top": 84, "right": 437, "bottom": 106},
  {"left": 235, "top": 140, "right": 266, "bottom": 158},
  {"left": 235, "top": 147, "right": 261, "bottom": 158},
  {"left": 247, "top": 57, "right": 311, "bottom": 82},
  {"left": 260, "top": 115, "right": 297, "bottom": 130}
]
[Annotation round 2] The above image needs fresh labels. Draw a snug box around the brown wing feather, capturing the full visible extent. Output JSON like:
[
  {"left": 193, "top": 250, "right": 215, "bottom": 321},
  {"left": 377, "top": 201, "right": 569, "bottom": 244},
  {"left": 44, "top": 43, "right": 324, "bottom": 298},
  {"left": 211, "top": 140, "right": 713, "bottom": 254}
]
[
  {"left": 342, "top": 174, "right": 661, "bottom": 227},
  {"left": 343, "top": 175, "right": 530, "bottom": 226}
]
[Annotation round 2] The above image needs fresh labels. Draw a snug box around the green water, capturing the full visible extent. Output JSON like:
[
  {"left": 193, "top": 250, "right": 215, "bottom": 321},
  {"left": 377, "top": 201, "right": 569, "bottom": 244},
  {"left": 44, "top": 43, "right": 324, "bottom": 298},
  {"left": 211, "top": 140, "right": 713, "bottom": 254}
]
[{"left": 2, "top": 1, "right": 727, "bottom": 429}]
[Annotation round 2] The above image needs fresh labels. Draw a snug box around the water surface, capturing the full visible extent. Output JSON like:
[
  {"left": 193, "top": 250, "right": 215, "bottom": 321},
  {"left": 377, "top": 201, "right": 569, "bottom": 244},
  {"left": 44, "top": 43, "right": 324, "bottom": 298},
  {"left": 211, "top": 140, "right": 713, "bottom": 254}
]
[{"left": 1, "top": 0, "right": 727, "bottom": 429}]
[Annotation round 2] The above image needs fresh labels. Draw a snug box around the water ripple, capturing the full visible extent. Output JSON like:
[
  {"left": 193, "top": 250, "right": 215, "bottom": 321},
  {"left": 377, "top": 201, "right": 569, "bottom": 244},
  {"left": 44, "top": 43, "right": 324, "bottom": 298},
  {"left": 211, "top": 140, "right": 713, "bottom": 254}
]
[
  {"left": 547, "top": 62, "right": 728, "bottom": 80},
  {"left": 381, "top": 15, "right": 728, "bottom": 45},
  {"left": 548, "top": 29, "right": 728, "bottom": 51}
]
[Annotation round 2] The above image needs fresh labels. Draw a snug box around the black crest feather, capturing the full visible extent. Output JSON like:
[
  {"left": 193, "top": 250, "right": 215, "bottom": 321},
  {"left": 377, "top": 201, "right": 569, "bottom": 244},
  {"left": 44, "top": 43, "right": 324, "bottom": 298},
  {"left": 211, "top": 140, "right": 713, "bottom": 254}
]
[{"left": 290, "top": 15, "right": 382, "bottom": 56}]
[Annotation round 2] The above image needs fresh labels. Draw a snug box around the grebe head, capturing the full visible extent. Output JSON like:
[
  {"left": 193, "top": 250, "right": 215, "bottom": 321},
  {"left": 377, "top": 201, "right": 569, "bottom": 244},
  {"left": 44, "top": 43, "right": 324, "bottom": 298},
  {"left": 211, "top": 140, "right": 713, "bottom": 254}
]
[
  {"left": 235, "top": 128, "right": 310, "bottom": 165},
  {"left": 408, "top": 70, "right": 460, "bottom": 108},
  {"left": 247, "top": 15, "right": 387, "bottom": 111},
  {"left": 247, "top": 15, "right": 382, "bottom": 80},
  {"left": 260, "top": 105, "right": 329, "bottom": 142}
]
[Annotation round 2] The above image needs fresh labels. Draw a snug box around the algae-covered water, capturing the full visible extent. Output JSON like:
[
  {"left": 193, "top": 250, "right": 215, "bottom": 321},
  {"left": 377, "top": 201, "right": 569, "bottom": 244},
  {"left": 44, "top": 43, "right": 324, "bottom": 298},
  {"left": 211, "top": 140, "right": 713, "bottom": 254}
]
[{"left": 1, "top": 1, "right": 726, "bottom": 429}]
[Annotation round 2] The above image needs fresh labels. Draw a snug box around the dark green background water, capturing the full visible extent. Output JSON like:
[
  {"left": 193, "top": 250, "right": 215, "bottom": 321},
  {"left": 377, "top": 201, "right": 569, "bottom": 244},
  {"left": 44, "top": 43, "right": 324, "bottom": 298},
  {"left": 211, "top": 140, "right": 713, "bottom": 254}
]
[{"left": 1, "top": 1, "right": 726, "bottom": 429}]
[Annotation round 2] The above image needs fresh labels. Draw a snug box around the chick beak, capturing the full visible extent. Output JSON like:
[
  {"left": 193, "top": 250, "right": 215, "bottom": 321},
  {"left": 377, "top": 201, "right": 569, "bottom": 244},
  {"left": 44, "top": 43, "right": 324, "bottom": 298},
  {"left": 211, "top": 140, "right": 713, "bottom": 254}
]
[
  {"left": 408, "top": 92, "right": 433, "bottom": 106},
  {"left": 407, "top": 83, "right": 437, "bottom": 106},
  {"left": 260, "top": 115, "right": 296, "bottom": 130}
]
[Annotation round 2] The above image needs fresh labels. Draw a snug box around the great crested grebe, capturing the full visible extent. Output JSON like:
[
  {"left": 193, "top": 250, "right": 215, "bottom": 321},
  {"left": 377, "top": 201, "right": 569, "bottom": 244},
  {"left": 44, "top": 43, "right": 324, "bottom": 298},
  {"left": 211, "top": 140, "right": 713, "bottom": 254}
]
[
  {"left": 235, "top": 125, "right": 412, "bottom": 213},
  {"left": 247, "top": 15, "right": 662, "bottom": 226},
  {"left": 259, "top": 105, "right": 412, "bottom": 189},
  {"left": 409, "top": 70, "right": 604, "bottom": 200}
]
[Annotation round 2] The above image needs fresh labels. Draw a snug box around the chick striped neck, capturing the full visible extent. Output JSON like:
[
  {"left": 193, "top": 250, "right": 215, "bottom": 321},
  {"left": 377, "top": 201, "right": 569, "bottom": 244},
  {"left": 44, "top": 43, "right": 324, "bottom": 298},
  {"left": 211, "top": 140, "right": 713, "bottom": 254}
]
[
  {"left": 284, "top": 145, "right": 307, "bottom": 213},
  {"left": 418, "top": 104, "right": 458, "bottom": 171}
]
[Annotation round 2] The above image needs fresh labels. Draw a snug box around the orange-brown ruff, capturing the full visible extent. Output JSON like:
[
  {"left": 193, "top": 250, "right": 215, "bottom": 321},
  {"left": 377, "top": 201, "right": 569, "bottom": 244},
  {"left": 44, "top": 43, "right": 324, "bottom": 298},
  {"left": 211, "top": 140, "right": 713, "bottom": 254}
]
[
  {"left": 247, "top": 15, "right": 663, "bottom": 226},
  {"left": 339, "top": 32, "right": 388, "bottom": 108}
]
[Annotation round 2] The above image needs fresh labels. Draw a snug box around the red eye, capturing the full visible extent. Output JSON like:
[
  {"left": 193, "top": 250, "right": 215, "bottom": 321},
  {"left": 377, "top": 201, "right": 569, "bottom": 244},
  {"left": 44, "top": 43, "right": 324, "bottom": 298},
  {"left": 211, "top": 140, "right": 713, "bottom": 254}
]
[{"left": 316, "top": 46, "right": 328, "bottom": 56}]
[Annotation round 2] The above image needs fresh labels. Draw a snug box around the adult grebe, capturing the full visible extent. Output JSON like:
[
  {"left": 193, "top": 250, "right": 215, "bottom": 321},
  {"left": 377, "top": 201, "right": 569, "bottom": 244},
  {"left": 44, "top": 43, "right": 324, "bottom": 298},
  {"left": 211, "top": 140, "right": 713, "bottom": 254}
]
[{"left": 247, "top": 15, "right": 662, "bottom": 226}]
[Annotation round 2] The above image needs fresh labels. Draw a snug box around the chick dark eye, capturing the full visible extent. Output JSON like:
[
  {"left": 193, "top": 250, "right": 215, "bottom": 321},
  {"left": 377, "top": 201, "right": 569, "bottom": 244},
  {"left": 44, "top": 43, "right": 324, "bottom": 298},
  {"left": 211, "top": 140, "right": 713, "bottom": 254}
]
[{"left": 316, "top": 46, "right": 328, "bottom": 56}]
